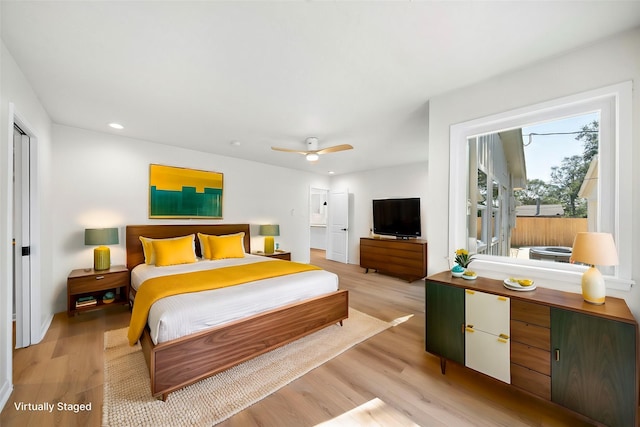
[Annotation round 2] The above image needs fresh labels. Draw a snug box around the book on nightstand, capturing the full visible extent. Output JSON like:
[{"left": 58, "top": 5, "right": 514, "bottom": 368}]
[{"left": 76, "top": 296, "right": 97, "bottom": 308}]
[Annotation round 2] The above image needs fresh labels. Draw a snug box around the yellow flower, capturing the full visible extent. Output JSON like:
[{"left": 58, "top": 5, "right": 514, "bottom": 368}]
[{"left": 454, "top": 248, "right": 474, "bottom": 268}]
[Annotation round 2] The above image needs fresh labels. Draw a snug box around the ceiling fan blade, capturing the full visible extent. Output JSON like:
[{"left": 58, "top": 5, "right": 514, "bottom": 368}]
[
  {"left": 271, "top": 146, "right": 309, "bottom": 155},
  {"left": 315, "top": 144, "right": 354, "bottom": 155}
]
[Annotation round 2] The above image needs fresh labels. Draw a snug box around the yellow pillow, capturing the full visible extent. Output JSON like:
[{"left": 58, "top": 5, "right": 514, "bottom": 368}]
[
  {"left": 197, "top": 232, "right": 213, "bottom": 259},
  {"left": 140, "top": 235, "right": 196, "bottom": 265},
  {"left": 150, "top": 235, "right": 197, "bottom": 267},
  {"left": 198, "top": 232, "right": 245, "bottom": 259},
  {"left": 208, "top": 233, "right": 245, "bottom": 260},
  {"left": 139, "top": 236, "right": 157, "bottom": 265}
]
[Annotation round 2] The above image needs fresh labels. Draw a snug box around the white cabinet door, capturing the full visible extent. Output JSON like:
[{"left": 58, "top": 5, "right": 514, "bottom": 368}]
[
  {"left": 465, "top": 289, "right": 511, "bottom": 383},
  {"left": 465, "top": 289, "right": 510, "bottom": 335},
  {"left": 465, "top": 328, "right": 511, "bottom": 383}
]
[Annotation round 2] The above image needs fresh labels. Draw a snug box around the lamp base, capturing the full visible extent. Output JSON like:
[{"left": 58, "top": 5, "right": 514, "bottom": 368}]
[
  {"left": 94, "top": 246, "right": 111, "bottom": 271},
  {"left": 582, "top": 265, "right": 605, "bottom": 305},
  {"left": 264, "top": 236, "right": 275, "bottom": 254}
]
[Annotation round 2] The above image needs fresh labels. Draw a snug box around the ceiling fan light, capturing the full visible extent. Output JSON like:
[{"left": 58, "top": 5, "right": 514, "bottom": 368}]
[{"left": 306, "top": 153, "right": 319, "bottom": 162}]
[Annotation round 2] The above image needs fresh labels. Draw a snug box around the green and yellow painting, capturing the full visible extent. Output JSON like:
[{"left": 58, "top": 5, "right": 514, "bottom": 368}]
[{"left": 149, "top": 164, "right": 223, "bottom": 218}]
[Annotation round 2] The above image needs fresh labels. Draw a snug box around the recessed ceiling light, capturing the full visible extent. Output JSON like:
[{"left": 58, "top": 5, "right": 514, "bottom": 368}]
[
  {"left": 108, "top": 123, "right": 124, "bottom": 130},
  {"left": 328, "top": 171, "right": 335, "bottom": 175},
  {"left": 230, "top": 140, "right": 241, "bottom": 147}
]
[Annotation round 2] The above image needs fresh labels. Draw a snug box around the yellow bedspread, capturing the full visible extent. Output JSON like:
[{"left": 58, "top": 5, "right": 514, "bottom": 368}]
[{"left": 127, "top": 260, "right": 321, "bottom": 345}]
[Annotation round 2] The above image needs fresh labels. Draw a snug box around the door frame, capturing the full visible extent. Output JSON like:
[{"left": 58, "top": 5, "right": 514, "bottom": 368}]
[
  {"left": 9, "top": 104, "right": 41, "bottom": 348},
  {"left": 13, "top": 124, "right": 30, "bottom": 348}
]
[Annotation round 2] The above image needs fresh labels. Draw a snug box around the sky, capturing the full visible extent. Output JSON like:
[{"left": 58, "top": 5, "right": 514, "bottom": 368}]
[{"left": 521, "top": 112, "right": 599, "bottom": 182}]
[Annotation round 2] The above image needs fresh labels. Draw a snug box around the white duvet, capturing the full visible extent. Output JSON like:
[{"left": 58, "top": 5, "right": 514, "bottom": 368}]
[{"left": 131, "top": 254, "right": 339, "bottom": 345}]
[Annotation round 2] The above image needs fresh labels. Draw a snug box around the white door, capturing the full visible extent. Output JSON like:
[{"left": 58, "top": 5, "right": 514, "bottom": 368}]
[
  {"left": 13, "top": 125, "right": 31, "bottom": 348},
  {"left": 327, "top": 189, "right": 349, "bottom": 263}
]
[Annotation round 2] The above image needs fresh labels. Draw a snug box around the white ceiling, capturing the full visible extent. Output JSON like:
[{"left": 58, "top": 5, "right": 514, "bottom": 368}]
[{"left": 2, "top": 1, "right": 640, "bottom": 175}]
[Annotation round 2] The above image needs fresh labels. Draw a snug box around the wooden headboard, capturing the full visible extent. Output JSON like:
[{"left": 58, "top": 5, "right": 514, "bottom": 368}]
[{"left": 125, "top": 224, "right": 251, "bottom": 270}]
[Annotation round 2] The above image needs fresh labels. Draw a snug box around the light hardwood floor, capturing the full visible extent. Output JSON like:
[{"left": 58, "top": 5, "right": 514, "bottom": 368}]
[{"left": 2, "top": 250, "right": 597, "bottom": 426}]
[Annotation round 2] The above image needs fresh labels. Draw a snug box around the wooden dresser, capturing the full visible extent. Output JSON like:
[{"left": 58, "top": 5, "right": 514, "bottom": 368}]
[
  {"left": 425, "top": 271, "right": 638, "bottom": 427},
  {"left": 359, "top": 237, "right": 427, "bottom": 282}
]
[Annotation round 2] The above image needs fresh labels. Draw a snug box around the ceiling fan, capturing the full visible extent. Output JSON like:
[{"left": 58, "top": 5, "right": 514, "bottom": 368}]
[{"left": 271, "top": 137, "right": 353, "bottom": 162}]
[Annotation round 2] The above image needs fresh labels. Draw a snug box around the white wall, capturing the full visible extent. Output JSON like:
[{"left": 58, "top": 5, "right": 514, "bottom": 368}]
[
  {"left": 427, "top": 28, "right": 640, "bottom": 317},
  {"left": 330, "top": 162, "right": 428, "bottom": 265},
  {"left": 51, "top": 124, "right": 330, "bottom": 314},
  {"left": 0, "top": 41, "right": 54, "bottom": 408},
  {"left": 310, "top": 226, "right": 327, "bottom": 250}
]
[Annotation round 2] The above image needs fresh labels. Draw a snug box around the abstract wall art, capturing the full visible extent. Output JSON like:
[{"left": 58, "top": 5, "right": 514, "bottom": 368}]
[{"left": 149, "top": 164, "right": 223, "bottom": 219}]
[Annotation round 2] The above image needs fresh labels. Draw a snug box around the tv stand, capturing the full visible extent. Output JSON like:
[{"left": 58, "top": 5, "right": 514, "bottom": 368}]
[{"left": 359, "top": 237, "right": 428, "bottom": 282}]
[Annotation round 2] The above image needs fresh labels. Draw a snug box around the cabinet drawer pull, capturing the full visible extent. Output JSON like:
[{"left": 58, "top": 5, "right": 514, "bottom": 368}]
[
  {"left": 498, "top": 337, "right": 508, "bottom": 343},
  {"left": 499, "top": 333, "right": 509, "bottom": 340},
  {"left": 555, "top": 349, "right": 560, "bottom": 361},
  {"left": 497, "top": 296, "right": 507, "bottom": 302},
  {"left": 465, "top": 289, "right": 475, "bottom": 295},
  {"left": 95, "top": 276, "right": 105, "bottom": 280},
  {"left": 465, "top": 326, "right": 475, "bottom": 333}
]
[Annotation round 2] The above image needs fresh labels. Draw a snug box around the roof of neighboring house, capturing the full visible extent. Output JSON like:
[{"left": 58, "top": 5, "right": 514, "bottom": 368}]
[
  {"left": 498, "top": 129, "right": 527, "bottom": 190},
  {"left": 516, "top": 204, "right": 564, "bottom": 216},
  {"left": 578, "top": 156, "right": 598, "bottom": 199}
]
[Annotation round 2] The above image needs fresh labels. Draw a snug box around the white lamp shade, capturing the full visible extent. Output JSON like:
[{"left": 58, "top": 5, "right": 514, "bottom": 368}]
[{"left": 571, "top": 232, "right": 618, "bottom": 266}]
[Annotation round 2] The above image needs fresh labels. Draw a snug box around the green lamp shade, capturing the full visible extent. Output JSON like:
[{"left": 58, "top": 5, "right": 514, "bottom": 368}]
[
  {"left": 85, "top": 228, "right": 119, "bottom": 270},
  {"left": 259, "top": 225, "right": 280, "bottom": 254},
  {"left": 85, "top": 228, "right": 119, "bottom": 246}
]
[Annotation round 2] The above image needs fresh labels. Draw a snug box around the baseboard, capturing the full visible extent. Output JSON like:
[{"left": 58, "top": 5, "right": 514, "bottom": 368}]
[
  {"left": 0, "top": 379, "right": 13, "bottom": 412},
  {"left": 34, "top": 314, "right": 53, "bottom": 345}
]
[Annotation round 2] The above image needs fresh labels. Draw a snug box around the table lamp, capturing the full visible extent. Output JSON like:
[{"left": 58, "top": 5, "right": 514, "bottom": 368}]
[
  {"left": 259, "top": 224, "right": 280, "bottom": 254},
  {"left": 85, "top": 227, "right": 119, "bottom": 270},
  {"left": 571, "top": 232, "right": 619, "bottom": 305}
]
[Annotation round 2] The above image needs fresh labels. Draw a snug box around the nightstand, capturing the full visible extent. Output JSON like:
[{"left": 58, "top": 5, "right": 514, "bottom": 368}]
[
  {"left": 67, "top": 265, "right": 130, "bottom": 316},
  {"left": 253, "top": 251, "right": 291, "bottom": 261}
]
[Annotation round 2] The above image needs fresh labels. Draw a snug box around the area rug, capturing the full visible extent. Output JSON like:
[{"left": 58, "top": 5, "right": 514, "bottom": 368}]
[{"left": 102, "top": 308, "right": 391, "bottom": 426}]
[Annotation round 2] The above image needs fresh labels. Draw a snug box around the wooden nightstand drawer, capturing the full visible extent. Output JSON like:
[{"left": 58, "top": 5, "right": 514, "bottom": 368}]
[
  {"left": 68, "top": 270, "right": 129, "bottom": 293},
  {"left": 67, "top": 265, "right": 130, "bottom": 316}
]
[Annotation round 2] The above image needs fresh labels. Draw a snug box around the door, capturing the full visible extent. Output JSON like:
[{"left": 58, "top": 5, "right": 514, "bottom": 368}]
[
  {"left": 551, "top": 308, "right": 636, "bottom": 427},
  {"left": 13, "top": 125, "right": 31, "bottom": 348},
  {"left": 326, "top": 189, "right": 348, "bottom": 263},
  {"left": 425, "top": 281, "right": 465, "bottom": 366}
]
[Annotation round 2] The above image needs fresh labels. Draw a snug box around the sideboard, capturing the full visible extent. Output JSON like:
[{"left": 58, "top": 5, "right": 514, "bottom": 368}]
[
  {"left": 425, "top": 271, "right": 638, "bottom": 427},
  {"left": 359, "top": 237, "right": 427, "bottom": 282}
]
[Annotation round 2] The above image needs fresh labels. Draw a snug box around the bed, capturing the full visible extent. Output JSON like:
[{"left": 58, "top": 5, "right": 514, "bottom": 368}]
[{"left": 125, "top": 224, "right": 349, "bottom": 401}]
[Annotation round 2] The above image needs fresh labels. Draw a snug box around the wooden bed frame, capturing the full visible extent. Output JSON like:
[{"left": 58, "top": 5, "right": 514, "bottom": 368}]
[{"left": 125, "top": 224, "right": 349, "bottom": 401}]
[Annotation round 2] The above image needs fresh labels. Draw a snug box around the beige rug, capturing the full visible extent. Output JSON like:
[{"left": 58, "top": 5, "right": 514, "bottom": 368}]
[{"left": 102, "top": 308, "right": 391, "bottom": 426}]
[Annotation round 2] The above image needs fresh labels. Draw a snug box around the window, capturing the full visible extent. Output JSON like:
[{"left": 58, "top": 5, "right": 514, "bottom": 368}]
[{"left": 449, "top": 82, "right": 633, "bottom": 290}]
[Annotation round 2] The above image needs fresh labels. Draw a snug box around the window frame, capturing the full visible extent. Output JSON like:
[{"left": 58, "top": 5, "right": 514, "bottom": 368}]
[{"left": 449, "top": 81, "right": 633, "bottom": 291}]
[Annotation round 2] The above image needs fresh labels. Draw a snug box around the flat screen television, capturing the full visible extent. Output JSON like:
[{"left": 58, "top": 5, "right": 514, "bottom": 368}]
[{"left": 372, "top": 197, "right": 421, "bottom": 238}]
